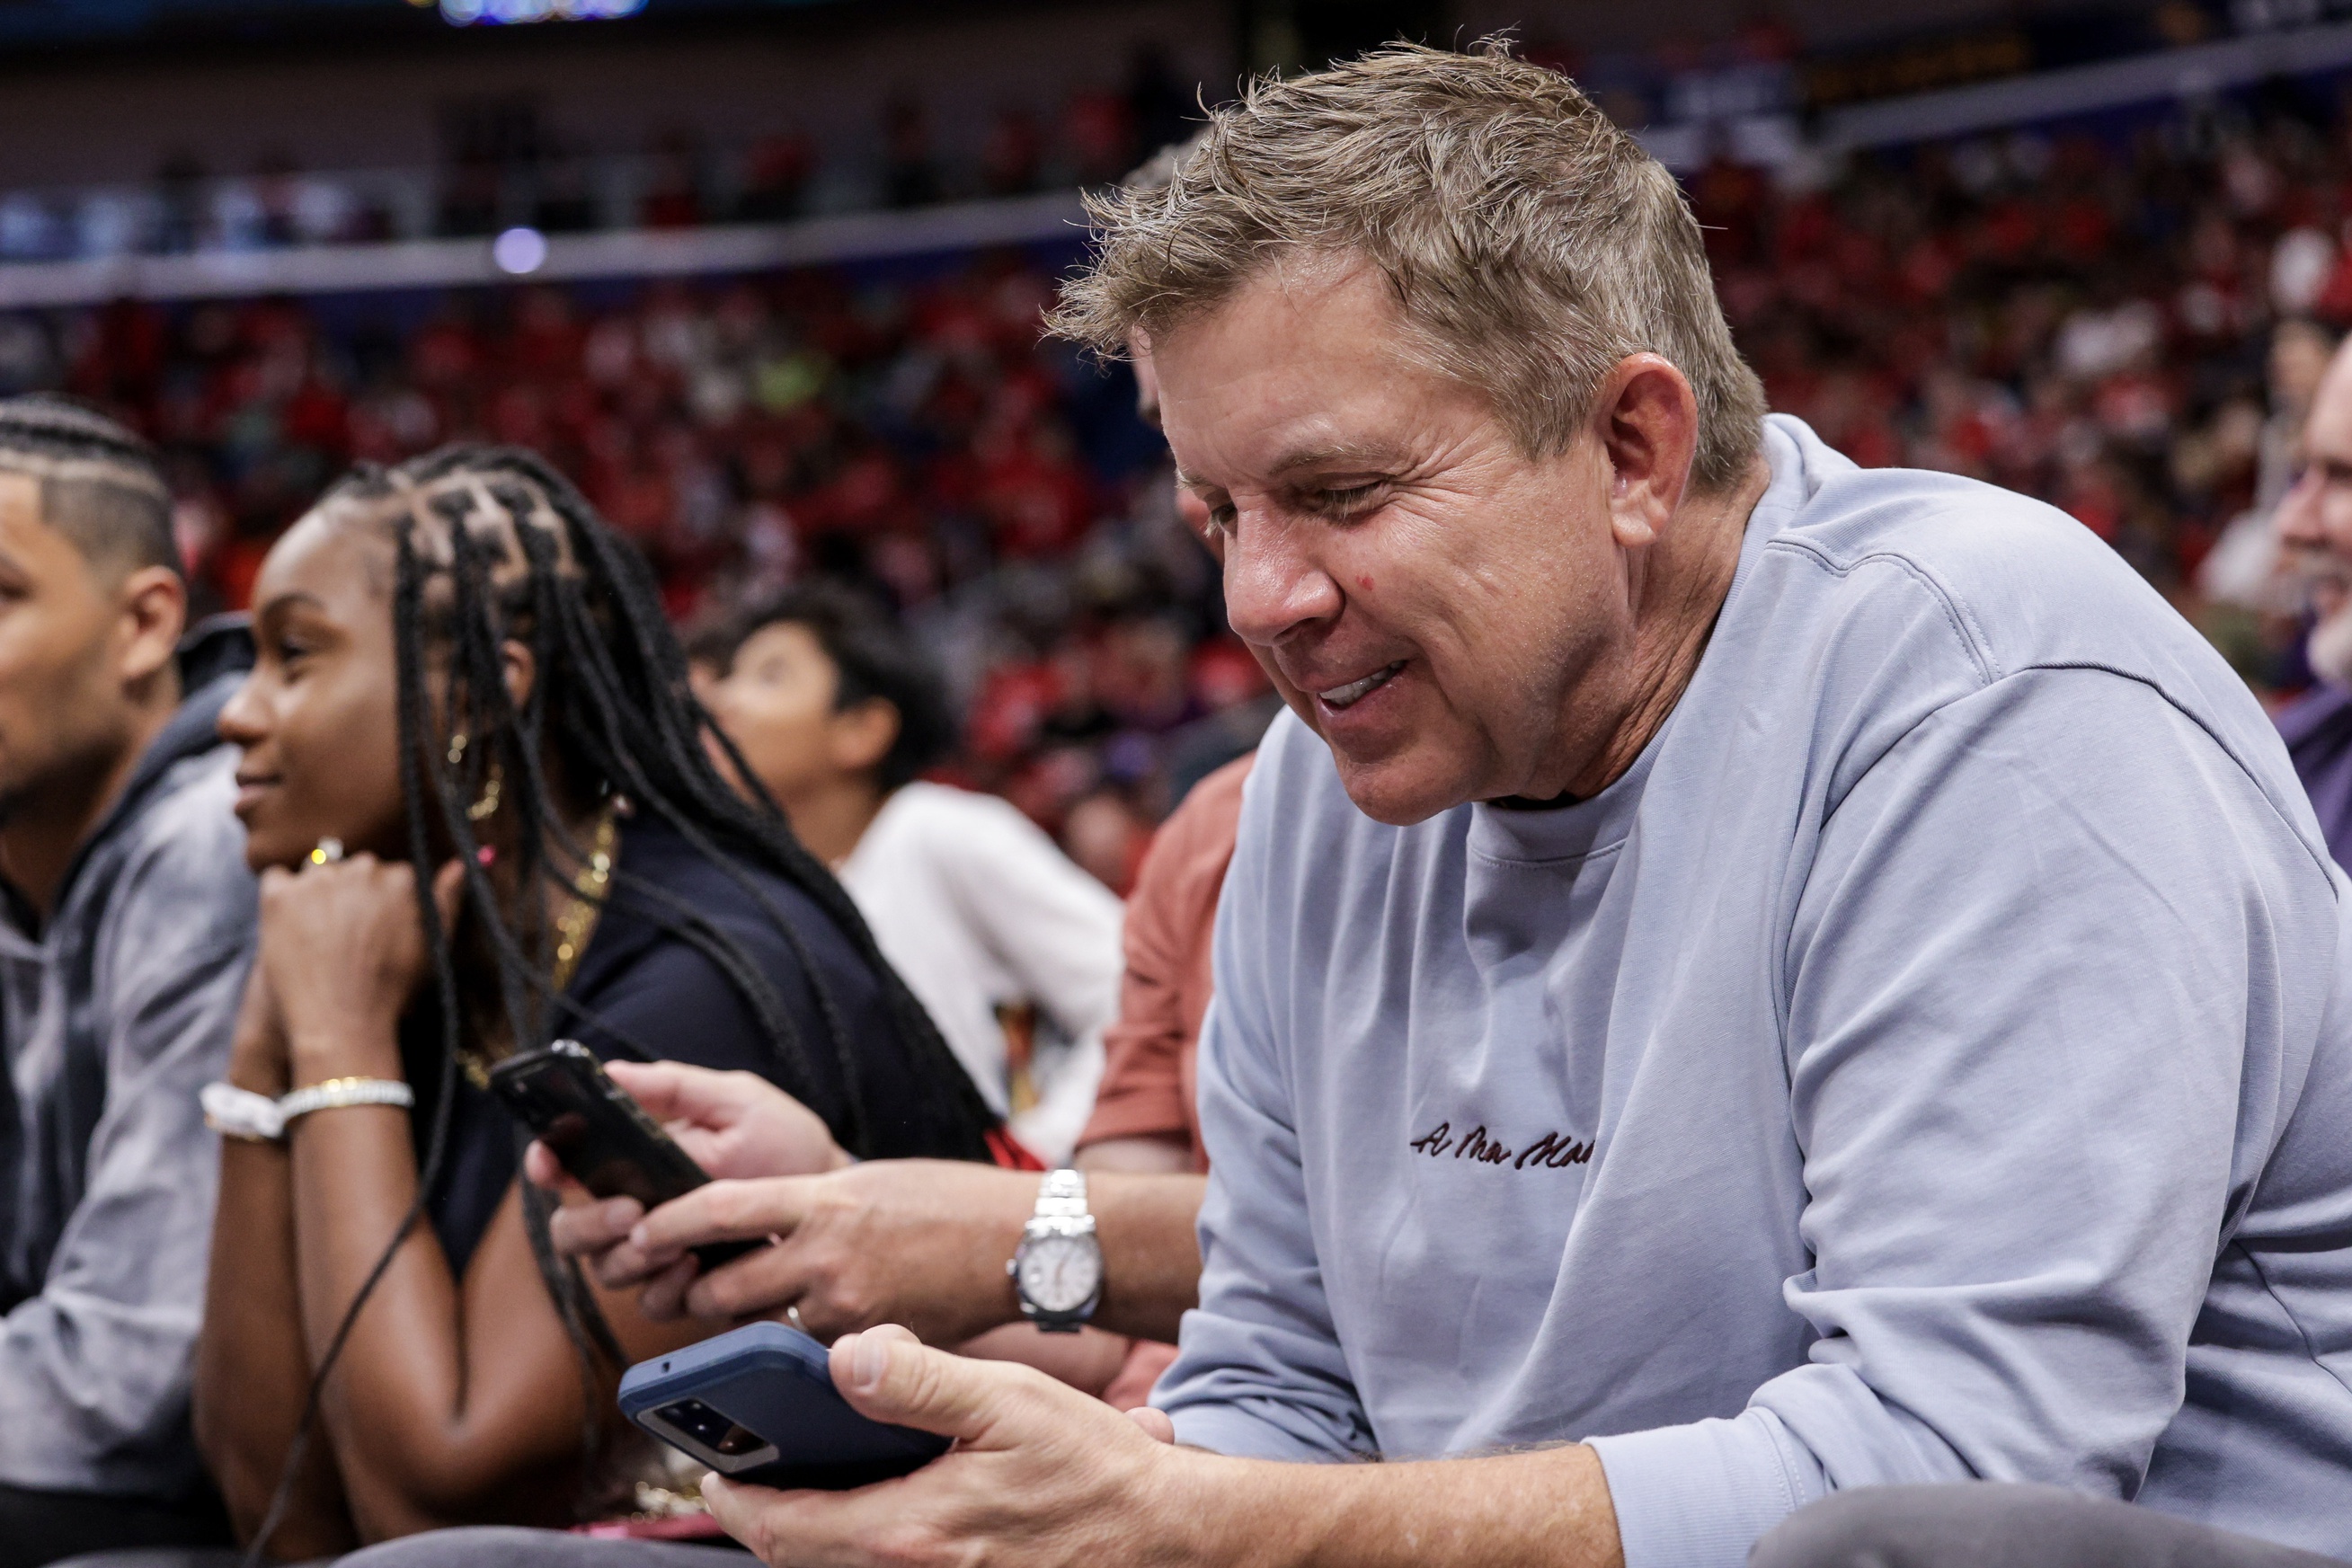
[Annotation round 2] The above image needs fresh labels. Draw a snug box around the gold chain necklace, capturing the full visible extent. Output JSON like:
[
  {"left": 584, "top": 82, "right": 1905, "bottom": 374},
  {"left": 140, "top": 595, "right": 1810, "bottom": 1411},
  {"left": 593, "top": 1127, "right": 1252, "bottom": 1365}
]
[
  {"left": 552, "top": 806, "right": 619, "bottom": 993},
  {"left": 457, "top": 805, "right": 620, "bottom": 1090}
]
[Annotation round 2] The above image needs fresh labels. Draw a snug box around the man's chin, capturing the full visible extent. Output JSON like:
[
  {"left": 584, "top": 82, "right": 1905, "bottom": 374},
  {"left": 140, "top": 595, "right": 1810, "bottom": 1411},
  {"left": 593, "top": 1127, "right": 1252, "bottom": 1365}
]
[{"left": 1330, "top": 750, "right": 1475, "bottom": 828}]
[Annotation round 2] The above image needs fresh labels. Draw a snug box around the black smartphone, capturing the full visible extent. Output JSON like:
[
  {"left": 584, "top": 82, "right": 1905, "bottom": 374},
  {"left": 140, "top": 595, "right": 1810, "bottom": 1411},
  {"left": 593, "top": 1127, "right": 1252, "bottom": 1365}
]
[
  {"left": 619, "top": 1321, "right": 949, "bottom": 1490},
  {"left": 488, "top": 1039, "right": 760, "bottom": 1271}
]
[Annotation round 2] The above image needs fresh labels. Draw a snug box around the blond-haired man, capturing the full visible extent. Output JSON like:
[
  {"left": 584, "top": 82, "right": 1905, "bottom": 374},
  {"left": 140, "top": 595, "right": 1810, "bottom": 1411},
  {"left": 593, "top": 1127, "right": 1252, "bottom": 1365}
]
[{"left": 334, "top": 45, "right": 2352, "bottom": 1568}]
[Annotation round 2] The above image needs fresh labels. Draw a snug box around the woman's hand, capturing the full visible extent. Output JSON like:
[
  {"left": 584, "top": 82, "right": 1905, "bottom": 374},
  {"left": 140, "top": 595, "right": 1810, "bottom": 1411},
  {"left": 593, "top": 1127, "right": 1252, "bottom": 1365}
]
[
  {"left": 258, "top": 854, "right": 464, "bottom": 1085},
  {"left": 226, "top": 961, "right": 292, "bottom": 1097}
]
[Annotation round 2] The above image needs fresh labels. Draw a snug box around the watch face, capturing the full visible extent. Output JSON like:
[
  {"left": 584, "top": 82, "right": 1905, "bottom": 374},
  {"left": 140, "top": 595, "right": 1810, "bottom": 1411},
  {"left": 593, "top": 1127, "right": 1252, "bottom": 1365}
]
[{"left": 1016, "top": 1233, "right": 1102, "bottom": 1315}]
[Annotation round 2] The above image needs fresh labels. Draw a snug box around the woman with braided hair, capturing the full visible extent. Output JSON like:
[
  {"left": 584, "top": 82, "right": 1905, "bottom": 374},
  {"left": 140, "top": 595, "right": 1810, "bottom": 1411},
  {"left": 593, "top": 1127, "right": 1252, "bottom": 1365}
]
[{"left": 190, "top": 445, "right": 1002, "bottom": 1558}]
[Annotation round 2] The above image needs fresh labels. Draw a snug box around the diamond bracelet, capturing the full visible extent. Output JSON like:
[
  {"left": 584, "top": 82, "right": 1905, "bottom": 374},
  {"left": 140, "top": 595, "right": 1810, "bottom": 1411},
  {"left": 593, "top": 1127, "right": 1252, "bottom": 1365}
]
[{"left": 201, "top": 1076, "right": 415, "bottom": 1142}]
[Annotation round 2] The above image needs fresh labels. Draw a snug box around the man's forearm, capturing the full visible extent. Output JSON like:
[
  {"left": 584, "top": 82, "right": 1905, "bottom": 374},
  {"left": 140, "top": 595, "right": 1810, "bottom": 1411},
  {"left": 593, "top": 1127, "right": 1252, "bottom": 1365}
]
[
  {"left": 1173, "top": 1442, "right": 1623, "bottom": 1568},
  {"left": 1087, "top": 1172, "right": 1205, "bottom": 1342},
  {"left": 944, "top": 1168, "right": 1204, "bottom": 1342},
  {"left": 657, "top": 1163, "right": 1207, "bottom": 1345}
]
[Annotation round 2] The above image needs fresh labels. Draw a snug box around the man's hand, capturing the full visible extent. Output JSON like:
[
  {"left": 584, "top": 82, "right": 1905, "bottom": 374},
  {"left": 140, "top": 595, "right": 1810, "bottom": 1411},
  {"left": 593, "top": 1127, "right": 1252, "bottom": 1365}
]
[
  {"left": 703, "top": 1324, "right": 1198, "bottom": 1568},
  {"left": 605, "top": 1059, "right": 851, "bottom": 1180},
  {"left": 704, "top": 1326, "right": 1625, "bottom": 1568},
  {"left": 531, "top": 1060, "right": 849, "bottom": 1302},
  {"left": 622, "top": 1161, "right": 1038, "bottom": 1342}
]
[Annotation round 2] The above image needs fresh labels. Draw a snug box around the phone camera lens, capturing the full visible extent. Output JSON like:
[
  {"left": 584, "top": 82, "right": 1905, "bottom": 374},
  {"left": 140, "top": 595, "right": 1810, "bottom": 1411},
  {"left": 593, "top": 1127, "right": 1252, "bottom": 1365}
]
[
  {"left": 655, "top": 1398, "right": 766, "bottom": 1457},
  {"left": 713, "top": 1423, "right": 767, "bottom": 1457},
  {"left": 655, "top": 1398, "right": 730, "bottom": 1446}
]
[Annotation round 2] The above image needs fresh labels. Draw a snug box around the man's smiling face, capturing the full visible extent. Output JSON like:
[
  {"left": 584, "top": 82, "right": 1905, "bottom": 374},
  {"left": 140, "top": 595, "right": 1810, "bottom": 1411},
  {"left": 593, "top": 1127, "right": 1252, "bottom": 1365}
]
[
  {"left": 2278, "top": 340, "right": 2352, "bottom": 686},
  {"left": 1152, "top": 257, "right": 1631, "bottom": 825}
]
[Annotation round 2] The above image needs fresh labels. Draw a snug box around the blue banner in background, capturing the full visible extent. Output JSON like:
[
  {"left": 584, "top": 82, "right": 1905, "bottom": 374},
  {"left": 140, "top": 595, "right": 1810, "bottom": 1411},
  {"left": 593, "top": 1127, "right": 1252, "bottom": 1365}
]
[{"left": 0, "top": 0, "right": 845, "bottom": 50}]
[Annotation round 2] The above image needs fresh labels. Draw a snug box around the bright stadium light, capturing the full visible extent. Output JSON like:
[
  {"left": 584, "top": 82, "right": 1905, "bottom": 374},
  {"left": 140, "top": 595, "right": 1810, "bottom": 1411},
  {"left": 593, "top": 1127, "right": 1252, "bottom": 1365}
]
[
  {"left": 492, "top": 226, "right": 549, "bottom": 275},
  {"left": 440, "top": 0, "right": 647, "bottom": 22}
]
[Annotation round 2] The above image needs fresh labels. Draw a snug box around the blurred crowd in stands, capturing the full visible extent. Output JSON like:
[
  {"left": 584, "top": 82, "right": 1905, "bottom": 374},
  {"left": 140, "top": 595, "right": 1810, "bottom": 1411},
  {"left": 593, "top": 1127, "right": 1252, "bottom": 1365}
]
[
  {"left": 0, "top": 244, "right": 1259, "bottom": 892},
  {"left": 4, "top": 80, "right": 2352, "bottom": 884},
  {"left": 0, "top": 47, "right": 1196, "bottom": 262},
  {"left": 1696, "top": 81, "right": 2352, "bottom": 694},
  {"left": 0, "top": 4, "right": 2292, "bottom": 264}
]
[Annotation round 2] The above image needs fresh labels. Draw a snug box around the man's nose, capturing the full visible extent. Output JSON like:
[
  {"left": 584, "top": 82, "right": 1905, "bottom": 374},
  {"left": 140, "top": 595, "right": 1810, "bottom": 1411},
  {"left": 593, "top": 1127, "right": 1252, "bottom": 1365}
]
[
  {"left": 1221, "top": 514, "right": 1342, "bottom": 649},
  {"left": 2276, "top": 469, "right": 2326, "bottom": 551}
]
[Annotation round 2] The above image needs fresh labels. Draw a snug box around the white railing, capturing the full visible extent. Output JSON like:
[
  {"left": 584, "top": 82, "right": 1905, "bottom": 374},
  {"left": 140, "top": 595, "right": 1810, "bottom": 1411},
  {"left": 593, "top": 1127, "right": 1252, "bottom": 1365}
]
[
  {"left": 0, "top": 189, "right": 1088, "bottom": 310},
  {"left": 1637, "top": 15, "right": 2352, "bottom": 171}
]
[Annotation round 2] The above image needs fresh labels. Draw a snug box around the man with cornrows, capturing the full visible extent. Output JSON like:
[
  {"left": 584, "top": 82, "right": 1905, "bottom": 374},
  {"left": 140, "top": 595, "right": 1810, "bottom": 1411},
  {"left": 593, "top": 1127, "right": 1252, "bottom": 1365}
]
[{"left": 0, "top": 395, "right": 256, "bottom": 1566}]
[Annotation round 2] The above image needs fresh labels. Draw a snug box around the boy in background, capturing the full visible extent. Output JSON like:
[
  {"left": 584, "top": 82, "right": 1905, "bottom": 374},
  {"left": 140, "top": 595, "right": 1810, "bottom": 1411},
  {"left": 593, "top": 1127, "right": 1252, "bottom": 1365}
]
[{"left": 703, "top": 583, "right": 1122, "bottom": 1163}]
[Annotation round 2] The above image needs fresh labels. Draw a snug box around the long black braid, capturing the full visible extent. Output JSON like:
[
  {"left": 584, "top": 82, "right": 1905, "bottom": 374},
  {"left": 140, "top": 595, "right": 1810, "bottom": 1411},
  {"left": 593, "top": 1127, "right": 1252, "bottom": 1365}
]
[
  {"left": 240, "top": 445, "right": 998, "bottom": 1563},
  {"left": 358, "top": 442, "right": 999, "bottom": 1157}
]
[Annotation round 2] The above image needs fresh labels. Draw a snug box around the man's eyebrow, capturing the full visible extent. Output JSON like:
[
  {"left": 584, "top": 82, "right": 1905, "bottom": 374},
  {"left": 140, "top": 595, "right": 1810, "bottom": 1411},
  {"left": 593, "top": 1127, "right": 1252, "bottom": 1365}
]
[
  {"left": 1264, "top": 440, "right": 1407, "bottom": 477},
  {"left": 1173, "top": 443, "right": 1410, "bottom": 492}
]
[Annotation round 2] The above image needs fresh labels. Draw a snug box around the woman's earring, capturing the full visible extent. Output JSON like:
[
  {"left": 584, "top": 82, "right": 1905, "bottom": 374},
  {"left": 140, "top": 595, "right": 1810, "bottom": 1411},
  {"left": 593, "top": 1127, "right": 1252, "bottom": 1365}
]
[
  {"left": 468, "top": 761, "right": 503, "bottom": 822},
  {"left": 447, "top": 731, "right": 498, "bottom": 821}
]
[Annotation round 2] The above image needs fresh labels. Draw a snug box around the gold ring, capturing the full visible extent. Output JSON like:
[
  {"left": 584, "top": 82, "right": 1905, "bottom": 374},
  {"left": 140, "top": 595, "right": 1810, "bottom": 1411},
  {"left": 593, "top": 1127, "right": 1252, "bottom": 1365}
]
[{"left": 308, "top": 837, "right": 345, "bottom": 868}]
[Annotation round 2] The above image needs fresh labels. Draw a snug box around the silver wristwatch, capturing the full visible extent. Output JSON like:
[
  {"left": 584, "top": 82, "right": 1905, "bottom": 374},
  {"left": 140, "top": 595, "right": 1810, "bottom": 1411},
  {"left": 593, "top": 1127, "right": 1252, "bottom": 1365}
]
[{"left": 1007, "top": 1169, "right": 1103, "bottom": 1333}]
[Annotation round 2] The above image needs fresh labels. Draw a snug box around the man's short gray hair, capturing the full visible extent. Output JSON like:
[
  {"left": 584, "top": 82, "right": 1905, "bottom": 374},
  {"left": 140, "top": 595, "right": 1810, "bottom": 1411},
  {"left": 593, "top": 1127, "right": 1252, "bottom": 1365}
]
[{"left": 1050, "top": 41, "right": 1768, "bottom": 492}]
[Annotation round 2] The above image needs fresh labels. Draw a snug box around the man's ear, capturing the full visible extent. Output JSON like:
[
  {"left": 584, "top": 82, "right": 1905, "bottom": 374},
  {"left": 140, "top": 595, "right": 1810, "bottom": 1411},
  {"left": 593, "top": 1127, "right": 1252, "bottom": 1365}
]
[
  {"left": 500, "top": 638, "right": 539, "bottom": 712},
  {"left": 115, "top": 565, "right": 186, "bottom": 692},
  {"left": 1590, "top": 353, "right": 1700, "bottom": 550},
  {"left": 829, "top": 697, "right": 902, "bottom": 778}
]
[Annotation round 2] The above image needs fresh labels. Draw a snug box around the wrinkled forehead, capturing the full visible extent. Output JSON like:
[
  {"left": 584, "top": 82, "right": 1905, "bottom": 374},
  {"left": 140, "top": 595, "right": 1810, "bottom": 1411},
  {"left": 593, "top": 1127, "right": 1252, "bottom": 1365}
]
[{"left": 1151, "top": 259, "right": 1487, "bottom": 487}]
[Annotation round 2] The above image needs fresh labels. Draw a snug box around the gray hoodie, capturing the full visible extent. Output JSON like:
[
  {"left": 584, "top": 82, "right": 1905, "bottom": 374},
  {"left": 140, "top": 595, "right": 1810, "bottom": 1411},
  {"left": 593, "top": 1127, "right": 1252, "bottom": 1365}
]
[{"left": 0, "top": 620, "right": 255, "bottom": 1500}]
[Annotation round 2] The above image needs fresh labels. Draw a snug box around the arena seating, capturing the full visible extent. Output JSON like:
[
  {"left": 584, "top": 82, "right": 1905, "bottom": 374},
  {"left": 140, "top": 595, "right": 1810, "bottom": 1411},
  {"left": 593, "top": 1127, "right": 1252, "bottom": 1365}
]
[{"left": 1, "top": 82, "right": 2344, "bottom": 878}]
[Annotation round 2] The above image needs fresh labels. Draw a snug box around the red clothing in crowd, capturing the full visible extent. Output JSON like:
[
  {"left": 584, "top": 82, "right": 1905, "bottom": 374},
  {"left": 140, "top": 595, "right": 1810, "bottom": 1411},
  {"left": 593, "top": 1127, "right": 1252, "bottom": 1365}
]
[
  {"left": 1075, "top": 752, "right": 1250, "bottom": 1413},
  {"left": 1075, "top": 751, "right": 1253, "bottom": 1169}
]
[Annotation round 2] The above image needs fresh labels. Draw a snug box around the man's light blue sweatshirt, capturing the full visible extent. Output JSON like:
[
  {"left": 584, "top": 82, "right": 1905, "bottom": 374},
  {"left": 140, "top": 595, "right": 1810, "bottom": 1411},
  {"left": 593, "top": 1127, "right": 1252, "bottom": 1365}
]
[{"left": 1158, "top": 416, "right": 2352, "bottom": 1564}]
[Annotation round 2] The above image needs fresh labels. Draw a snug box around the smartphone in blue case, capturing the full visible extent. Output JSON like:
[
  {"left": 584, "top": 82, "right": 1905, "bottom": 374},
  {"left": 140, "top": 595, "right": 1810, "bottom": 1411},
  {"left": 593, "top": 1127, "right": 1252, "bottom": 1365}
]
[{"left": 619, "top": 1321, "right": 951, "bottom": 1490}]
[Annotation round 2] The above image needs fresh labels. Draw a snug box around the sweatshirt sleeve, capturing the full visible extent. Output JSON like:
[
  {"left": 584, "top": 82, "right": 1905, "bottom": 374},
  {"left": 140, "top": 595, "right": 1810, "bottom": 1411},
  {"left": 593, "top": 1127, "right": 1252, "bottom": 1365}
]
[
  {"left": 0, "top": 800, "right": 256, "bottom": 1495},
  {"left": 1588, "top": 667, "right": 2339, "bottom": 1567},
  {"left": 1157, "top": 747, "right": 1376, "bottom": 1463}
]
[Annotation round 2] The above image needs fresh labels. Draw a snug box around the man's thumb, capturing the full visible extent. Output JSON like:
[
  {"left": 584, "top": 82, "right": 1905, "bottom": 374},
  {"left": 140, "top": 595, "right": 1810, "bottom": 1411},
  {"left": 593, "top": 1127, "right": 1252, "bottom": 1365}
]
[{"left": 830, "top": 1325, "right": 1022, "bottom": 1446}]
